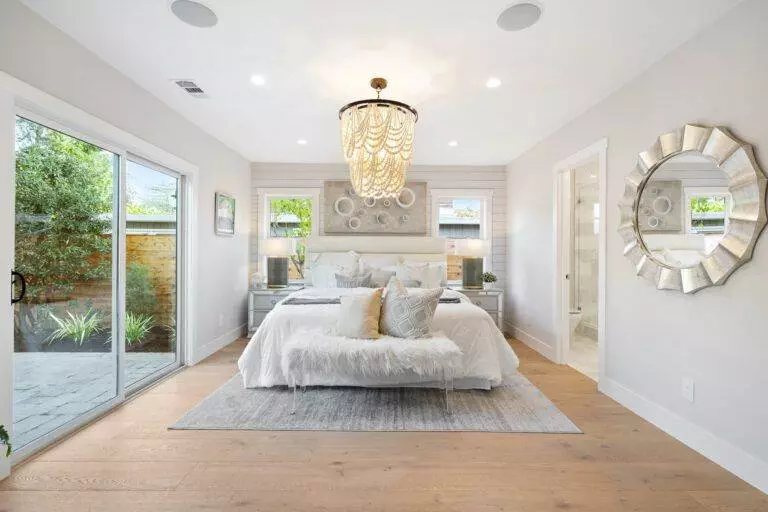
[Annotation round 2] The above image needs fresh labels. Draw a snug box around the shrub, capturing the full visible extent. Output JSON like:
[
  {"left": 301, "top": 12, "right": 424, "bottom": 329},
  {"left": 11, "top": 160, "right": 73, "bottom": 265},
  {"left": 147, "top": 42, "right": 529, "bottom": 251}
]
[
  {"left": 0, "top": 424, "right": 10, "bottom": 457},
  {"left": 126, "top": 263, "right": 157, "bottom": 317}
]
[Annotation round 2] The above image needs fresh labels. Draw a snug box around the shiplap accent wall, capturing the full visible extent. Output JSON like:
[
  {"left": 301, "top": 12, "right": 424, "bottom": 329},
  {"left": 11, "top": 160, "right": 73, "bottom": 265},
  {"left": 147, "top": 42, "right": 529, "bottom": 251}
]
[{"left": 251, "top": 163, "right": 507, "bottom": 284}]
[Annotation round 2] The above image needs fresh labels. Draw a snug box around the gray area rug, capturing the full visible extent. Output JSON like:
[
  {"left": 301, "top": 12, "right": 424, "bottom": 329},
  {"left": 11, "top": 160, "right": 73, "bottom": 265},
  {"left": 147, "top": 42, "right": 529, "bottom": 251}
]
[{"left": 171, "top": 374, "right": 581, "bottom": 433}]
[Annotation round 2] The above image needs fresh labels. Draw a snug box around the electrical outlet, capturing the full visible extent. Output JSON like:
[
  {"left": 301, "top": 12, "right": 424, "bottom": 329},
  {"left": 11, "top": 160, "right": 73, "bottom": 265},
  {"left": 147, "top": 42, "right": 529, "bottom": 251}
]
[{"left": 681, "top": 378, "right": 695, "bottom": 403}]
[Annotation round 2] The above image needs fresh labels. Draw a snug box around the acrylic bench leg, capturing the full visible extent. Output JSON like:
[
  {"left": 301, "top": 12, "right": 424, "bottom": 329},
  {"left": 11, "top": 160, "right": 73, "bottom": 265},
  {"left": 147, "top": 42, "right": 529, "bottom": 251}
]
[{"left": 443, "top": 368, "right": 453, "bottom": 414}]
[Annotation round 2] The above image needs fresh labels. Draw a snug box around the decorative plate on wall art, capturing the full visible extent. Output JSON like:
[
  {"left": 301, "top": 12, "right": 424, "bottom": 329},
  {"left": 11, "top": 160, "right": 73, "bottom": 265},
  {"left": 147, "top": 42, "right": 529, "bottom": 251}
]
[{"left": 323, "top": 181, "right": 427, "bottom": 235}]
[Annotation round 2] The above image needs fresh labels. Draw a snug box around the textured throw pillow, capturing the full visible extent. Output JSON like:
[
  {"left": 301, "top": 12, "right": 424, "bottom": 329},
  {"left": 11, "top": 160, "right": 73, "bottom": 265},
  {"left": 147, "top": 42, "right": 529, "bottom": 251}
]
[
  {"left": 335, "top": 272, "right": 372, "bottom": 288},
  {"left": 337, "top": 288, "right": 383, "bottom": 339},
  {"left": 367, "top": 268, "right": 396, "bottom": 288},
  {"left": 380, "top": 277, "right": 442, "bottom": 338}
]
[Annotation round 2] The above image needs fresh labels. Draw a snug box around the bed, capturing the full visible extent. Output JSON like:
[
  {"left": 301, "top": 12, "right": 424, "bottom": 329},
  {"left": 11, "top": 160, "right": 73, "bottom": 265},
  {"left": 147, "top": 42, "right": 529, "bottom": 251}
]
[{"left": 237, "top": 236, "right": 519, "bottom": 390}]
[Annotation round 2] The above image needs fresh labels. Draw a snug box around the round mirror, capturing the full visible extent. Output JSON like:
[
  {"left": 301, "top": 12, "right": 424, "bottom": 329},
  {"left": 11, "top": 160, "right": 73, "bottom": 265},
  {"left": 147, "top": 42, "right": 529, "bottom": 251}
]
[
  {"left": 637, "top": 153, "right": 730, "bottom": 269},
  {"left": 618, "top": 124, "right": 767, "bottom": 294}
]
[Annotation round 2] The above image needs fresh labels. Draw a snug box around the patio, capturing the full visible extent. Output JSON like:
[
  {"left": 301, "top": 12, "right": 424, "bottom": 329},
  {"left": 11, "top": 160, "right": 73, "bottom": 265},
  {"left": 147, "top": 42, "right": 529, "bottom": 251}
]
[{"left": 12, "top": 352, "right": 175, "bottom": 449}]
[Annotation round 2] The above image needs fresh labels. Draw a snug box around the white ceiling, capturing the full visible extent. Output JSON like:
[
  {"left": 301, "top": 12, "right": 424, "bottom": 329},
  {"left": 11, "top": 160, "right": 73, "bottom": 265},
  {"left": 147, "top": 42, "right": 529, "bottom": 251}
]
[{"left": 22, "top": 0, "right": 742, "bottom": 165}]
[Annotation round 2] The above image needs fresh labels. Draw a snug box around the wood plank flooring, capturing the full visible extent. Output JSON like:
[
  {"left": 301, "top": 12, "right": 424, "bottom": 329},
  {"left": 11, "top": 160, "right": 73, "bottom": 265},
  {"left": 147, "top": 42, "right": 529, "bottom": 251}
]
[{"left": 0, "top": 338, "right": 765, "bottom": 511}]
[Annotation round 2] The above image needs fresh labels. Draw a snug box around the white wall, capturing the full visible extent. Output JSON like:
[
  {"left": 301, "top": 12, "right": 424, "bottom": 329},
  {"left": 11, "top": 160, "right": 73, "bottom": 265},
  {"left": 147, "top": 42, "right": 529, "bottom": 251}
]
[
  {"left": 251, "top": 163, "right": 507, "bottom": 283},
  {"left": 505, "top": 0, "right": 768, "bottom": 491},
  {"left": 0, "top": 0, "right": 251, "bottom": 363}
]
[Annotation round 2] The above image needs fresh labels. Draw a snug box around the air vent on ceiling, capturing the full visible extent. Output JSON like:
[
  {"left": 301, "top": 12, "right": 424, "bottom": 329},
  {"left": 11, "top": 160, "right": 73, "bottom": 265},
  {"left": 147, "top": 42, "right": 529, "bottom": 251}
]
[{"left": 174, "top": 79, "right": 207, "bottom": 98}]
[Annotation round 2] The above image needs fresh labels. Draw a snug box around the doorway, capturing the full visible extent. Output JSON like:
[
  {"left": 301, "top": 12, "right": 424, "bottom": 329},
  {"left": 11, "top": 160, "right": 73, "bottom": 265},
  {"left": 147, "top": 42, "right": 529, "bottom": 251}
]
[
  {"left": 10, "top": 113, "right": 184, "bottom": 460},
  {"left": 554, "top": 139, "right": 607, "bottom": 382}
]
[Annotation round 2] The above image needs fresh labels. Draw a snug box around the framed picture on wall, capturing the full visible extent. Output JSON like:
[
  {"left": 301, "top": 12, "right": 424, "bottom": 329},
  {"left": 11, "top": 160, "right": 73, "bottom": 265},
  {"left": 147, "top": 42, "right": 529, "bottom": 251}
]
[{"left": 215, "top": 192, "right": 236, "bottom": 236}]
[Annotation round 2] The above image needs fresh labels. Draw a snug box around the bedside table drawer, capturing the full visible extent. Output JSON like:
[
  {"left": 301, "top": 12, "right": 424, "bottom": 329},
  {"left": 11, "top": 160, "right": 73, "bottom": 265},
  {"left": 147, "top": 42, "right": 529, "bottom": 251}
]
[
  {"left": 468, "top": 295, "right": 499, "bottom": 311},
  {"left": 250, "top": 294, "right": 284, "bottom": 310}
]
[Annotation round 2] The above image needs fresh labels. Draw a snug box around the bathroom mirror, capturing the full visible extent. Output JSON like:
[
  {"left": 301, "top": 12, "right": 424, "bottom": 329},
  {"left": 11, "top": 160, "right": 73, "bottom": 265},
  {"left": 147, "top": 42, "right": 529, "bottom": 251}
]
[{"left": 619, "top": 124, "right": 767, "bottom": 294}]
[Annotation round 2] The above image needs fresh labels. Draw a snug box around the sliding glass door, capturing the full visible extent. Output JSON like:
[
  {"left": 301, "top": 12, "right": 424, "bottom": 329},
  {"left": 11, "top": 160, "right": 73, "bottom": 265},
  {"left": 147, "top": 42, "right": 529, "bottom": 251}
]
[
  {"left": 11, "top": 115, "right": 183, "bottom": 458},
  {"left": 13, "top": 116, "right": 120, "bottom": 451},
  {"left": 124, "top": 158, "right": 181, "bottom": 390}
]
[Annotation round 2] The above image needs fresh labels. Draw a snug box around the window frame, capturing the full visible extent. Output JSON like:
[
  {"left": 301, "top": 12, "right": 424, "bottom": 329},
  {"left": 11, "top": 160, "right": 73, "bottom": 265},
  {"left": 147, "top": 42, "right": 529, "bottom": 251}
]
[
  {"left": 430, "top": 188, "right": 493, "bottom": 283},
  {"left": 259, "top": 188, "right": 320, "bottom": 283},
  {"left": 683, "top": 186, "right": 731, "bottom": 235}
]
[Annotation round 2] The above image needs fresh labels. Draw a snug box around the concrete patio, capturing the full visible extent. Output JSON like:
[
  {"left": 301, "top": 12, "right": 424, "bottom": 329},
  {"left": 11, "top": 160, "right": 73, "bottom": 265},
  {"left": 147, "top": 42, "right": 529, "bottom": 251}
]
[{"left": 13, "top": 352, "right": 175, "bottom": 449}]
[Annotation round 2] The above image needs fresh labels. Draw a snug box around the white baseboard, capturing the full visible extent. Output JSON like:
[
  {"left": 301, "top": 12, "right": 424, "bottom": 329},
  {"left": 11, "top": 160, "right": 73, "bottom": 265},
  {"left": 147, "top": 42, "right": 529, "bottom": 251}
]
[
  {"left": 505, "top": 322, "right": 557, "bottom": 362},
  {"left": 189, "top": 323, "right": 245, "bottom": 366},
  {"left": 599, "top": 377, "right": 768, "bottom": 494}
]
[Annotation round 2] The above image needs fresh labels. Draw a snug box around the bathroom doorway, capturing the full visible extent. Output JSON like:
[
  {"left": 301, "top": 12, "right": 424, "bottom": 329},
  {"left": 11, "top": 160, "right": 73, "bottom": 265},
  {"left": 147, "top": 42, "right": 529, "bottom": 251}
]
[{"left": 554, "top": 139, "right": 607, "bottom": 382}]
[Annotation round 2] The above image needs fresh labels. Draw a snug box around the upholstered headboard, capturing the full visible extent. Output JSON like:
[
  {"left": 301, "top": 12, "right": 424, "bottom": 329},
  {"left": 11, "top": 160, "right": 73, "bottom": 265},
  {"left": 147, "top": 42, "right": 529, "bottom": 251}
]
[{"left": 306, "top": 236, "right": 447, "bottom": 271}]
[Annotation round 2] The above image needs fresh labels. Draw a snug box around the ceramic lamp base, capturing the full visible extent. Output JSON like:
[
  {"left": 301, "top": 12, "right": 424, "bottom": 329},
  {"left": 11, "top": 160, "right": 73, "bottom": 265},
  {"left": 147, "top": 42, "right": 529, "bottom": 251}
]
[
  {"left": 462, "top": 257, "right": 483, "bottom": 290},
  {"left": 267, "top": 257, "right": 289, "bottom": 288}
]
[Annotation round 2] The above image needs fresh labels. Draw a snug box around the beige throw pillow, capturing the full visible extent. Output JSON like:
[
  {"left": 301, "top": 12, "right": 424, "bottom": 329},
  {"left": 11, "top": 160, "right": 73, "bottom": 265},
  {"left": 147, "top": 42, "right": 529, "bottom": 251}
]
[{"left": 337, "top": 288, "right": 383, "bottom": 339}]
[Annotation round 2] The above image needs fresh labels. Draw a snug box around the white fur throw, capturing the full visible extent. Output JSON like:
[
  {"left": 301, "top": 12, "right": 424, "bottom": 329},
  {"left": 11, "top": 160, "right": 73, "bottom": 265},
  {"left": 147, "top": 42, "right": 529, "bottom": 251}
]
[{"left": 282, "top": 331, "right": 463, "bottom": 386}]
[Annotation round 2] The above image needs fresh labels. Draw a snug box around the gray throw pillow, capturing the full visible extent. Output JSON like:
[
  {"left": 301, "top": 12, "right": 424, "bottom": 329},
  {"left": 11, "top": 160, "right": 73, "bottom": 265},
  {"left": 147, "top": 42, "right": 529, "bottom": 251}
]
[
  {"left": 369, "top": 269, "right": 396, "bottom": 288},
  {"left": 379, "top": 277, "right": 442, "bottom": 338},
  {"left": 335, "top": 271, "right": 372, "bottom": 288}
]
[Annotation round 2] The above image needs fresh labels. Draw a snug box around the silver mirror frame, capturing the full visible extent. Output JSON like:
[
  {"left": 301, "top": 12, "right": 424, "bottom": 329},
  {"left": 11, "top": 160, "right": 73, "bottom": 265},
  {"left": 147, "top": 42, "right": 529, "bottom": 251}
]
[{"left": 619, "top": 124, "right": 767, "bottom": 294}]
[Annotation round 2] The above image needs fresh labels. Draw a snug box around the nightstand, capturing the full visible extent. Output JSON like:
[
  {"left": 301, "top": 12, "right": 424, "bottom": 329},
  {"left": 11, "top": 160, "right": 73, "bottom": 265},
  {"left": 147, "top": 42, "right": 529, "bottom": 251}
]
[
  {"left": 451, "top": 288, "right": 504, "bottom": 329},
  {"left": 248, "top": 286, "right": 304, "bottom": 336}
]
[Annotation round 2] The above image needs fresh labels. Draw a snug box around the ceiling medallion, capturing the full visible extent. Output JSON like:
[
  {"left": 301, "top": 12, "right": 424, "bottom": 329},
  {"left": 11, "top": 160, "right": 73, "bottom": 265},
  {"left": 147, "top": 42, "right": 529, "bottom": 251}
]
[{"left": 339, "top": 77, "right": 418, "bottom": 199}]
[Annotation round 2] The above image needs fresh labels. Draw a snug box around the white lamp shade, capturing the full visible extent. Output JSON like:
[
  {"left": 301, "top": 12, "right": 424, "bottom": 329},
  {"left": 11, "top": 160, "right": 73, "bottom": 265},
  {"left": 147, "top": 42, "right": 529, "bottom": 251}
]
[
  {"left": 453, "top": 238, "right": 490, "bottom": 257},
  {"left": 263, "top": 238, "right": 295, "bottom": 257}
]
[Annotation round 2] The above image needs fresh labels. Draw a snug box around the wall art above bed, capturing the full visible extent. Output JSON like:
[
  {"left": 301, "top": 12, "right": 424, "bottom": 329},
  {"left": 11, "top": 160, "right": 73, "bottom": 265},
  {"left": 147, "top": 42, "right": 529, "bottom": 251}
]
[{"left": 324, "top": 180, "right": 427, "bottom": 235}]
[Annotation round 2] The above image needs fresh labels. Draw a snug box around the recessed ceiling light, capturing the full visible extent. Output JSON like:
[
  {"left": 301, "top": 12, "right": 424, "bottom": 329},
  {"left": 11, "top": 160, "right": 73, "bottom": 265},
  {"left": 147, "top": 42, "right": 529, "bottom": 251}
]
[
  {"left": 297, "top": 139, "right": 307, "bottom": 145},
  {"left": 250, "top": 74, "right": 266, "bottom": 86},
  {"left": 486, "top": 77, "right": 502, "bottom": 89},
  {"left": 448, "top": 140, "right": 459, "bottom": 147},
  {"left": 171, "top": 0, "right": 218, "bottom": 28},
  {"left": 497, "top": 2, "right": 542, "bottom": 32}
]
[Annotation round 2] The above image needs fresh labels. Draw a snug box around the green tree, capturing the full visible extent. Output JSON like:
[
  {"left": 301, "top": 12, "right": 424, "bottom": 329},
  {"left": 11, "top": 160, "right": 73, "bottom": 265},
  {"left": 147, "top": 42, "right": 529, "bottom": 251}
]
[
  {"left": 14, "top": 118, "right": 114, "bottom": 331},
  {"left": 269, "top": 198, "right": 312, "bottom": 278}
]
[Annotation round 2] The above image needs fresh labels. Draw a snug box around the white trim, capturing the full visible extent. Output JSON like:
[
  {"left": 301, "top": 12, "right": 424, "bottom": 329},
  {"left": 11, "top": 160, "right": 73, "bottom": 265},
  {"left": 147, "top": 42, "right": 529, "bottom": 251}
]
[
  {"left": 189, "top": 323, "right": 245, "bottom": 366},
  {"left": 683, "top": 186, "right": 731, "bottom": 234},
  {"left": 505, "top": 322, "right": 557, "bottom": 362},
  {"left": 258, "top": 187, "right": 321, "bottom": 282},
  {"left": 430, "top": 188, "right": 494, "bottom": 272},
  {"left": 0, "top": 90, "right": 14, "bottom": 481},
  {"left": 599, "top": 377, "right": 768, "bottom": 494},
  {"left": 553, "top": 138, "right": 608, "bottom": 382}
]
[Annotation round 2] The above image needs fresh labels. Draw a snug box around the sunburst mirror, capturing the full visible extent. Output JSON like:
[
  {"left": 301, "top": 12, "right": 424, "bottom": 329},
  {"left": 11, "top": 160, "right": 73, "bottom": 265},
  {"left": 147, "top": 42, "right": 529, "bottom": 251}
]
[{"left": 618, "top": 124, "right": 767, "bottom": 294}]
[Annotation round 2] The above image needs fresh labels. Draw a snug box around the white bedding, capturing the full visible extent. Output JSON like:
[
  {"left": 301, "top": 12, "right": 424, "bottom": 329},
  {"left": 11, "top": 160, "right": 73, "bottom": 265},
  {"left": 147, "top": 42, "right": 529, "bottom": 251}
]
[{"left": 238, "top": 288, "right": 520, "bottom": 389}]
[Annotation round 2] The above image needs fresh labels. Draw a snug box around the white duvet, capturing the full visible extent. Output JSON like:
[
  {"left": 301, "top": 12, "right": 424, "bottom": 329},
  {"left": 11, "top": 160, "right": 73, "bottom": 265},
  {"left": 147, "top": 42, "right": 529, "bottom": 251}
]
[{"left": 238, "top": 288, "right": 520, "bottom": 389}]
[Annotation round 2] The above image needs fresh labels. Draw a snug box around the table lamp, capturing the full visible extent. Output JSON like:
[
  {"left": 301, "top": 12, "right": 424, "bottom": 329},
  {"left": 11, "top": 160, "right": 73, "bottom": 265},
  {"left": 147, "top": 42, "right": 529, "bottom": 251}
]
[
  {"left": 454, "top": 239, "right": 489, "bottom": 290},
  {"left": 263, "top": 238, "right": 295, "bottom": 288}
]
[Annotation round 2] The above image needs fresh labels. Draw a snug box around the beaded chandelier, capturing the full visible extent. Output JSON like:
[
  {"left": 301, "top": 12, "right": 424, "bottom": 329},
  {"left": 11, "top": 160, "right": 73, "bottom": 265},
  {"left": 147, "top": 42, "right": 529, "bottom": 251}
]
[{"left": 339, "top": 78, "right": 418, "bottom": 198}]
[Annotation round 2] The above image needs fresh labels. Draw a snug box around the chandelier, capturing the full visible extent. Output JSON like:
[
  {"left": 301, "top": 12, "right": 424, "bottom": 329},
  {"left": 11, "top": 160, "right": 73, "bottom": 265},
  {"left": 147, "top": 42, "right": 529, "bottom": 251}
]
[{"left": 339, "top": 77, "right": 418, "bottom": 198}]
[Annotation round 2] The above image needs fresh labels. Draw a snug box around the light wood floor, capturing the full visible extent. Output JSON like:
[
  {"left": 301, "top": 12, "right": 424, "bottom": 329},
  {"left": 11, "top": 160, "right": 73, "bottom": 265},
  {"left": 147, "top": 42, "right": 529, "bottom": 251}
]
[{"left": 0, "top": 338, "right": 765, "bottom": 511}]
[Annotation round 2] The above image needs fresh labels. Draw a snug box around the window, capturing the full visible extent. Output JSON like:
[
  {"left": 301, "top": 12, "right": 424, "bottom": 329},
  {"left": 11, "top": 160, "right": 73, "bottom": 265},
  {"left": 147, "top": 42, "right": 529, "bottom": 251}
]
[
  {"left": 431, "top": 190, "right": 492, "bottom": 282},
  {"left": 261, "top": 189, "right": 319, "bottom": 281},
  {"left": 684, "top": 188, "right": 731, "bottom": 235}
]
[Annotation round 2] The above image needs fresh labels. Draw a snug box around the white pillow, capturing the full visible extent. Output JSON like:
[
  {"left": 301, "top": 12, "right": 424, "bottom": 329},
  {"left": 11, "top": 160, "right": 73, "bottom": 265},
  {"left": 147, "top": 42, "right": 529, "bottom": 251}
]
[
  {"left": 337, "top": 288, "right": 383, "bottom": 339},
  {"left": 396, "top": 262, "right": 445, "bottom": 288},
  {"left": 310, "top": 264, "right": 353, "bottom": 288}
]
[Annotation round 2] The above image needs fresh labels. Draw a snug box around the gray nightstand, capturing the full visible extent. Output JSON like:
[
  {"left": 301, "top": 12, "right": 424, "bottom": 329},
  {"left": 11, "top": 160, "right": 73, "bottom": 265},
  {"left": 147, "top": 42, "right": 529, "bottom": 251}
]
[
  {"left": 248, "top": 286, "right": 304, "bottom": 336},
  {"left": 451, "top": 287, "right": 504, "bottom": 329}
]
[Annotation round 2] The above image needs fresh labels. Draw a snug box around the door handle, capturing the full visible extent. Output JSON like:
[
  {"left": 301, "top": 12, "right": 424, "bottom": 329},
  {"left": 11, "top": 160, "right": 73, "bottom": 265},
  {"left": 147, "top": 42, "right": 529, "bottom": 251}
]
[{"left": 11, "top": 270, "right": 26, "bottom": 304}]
